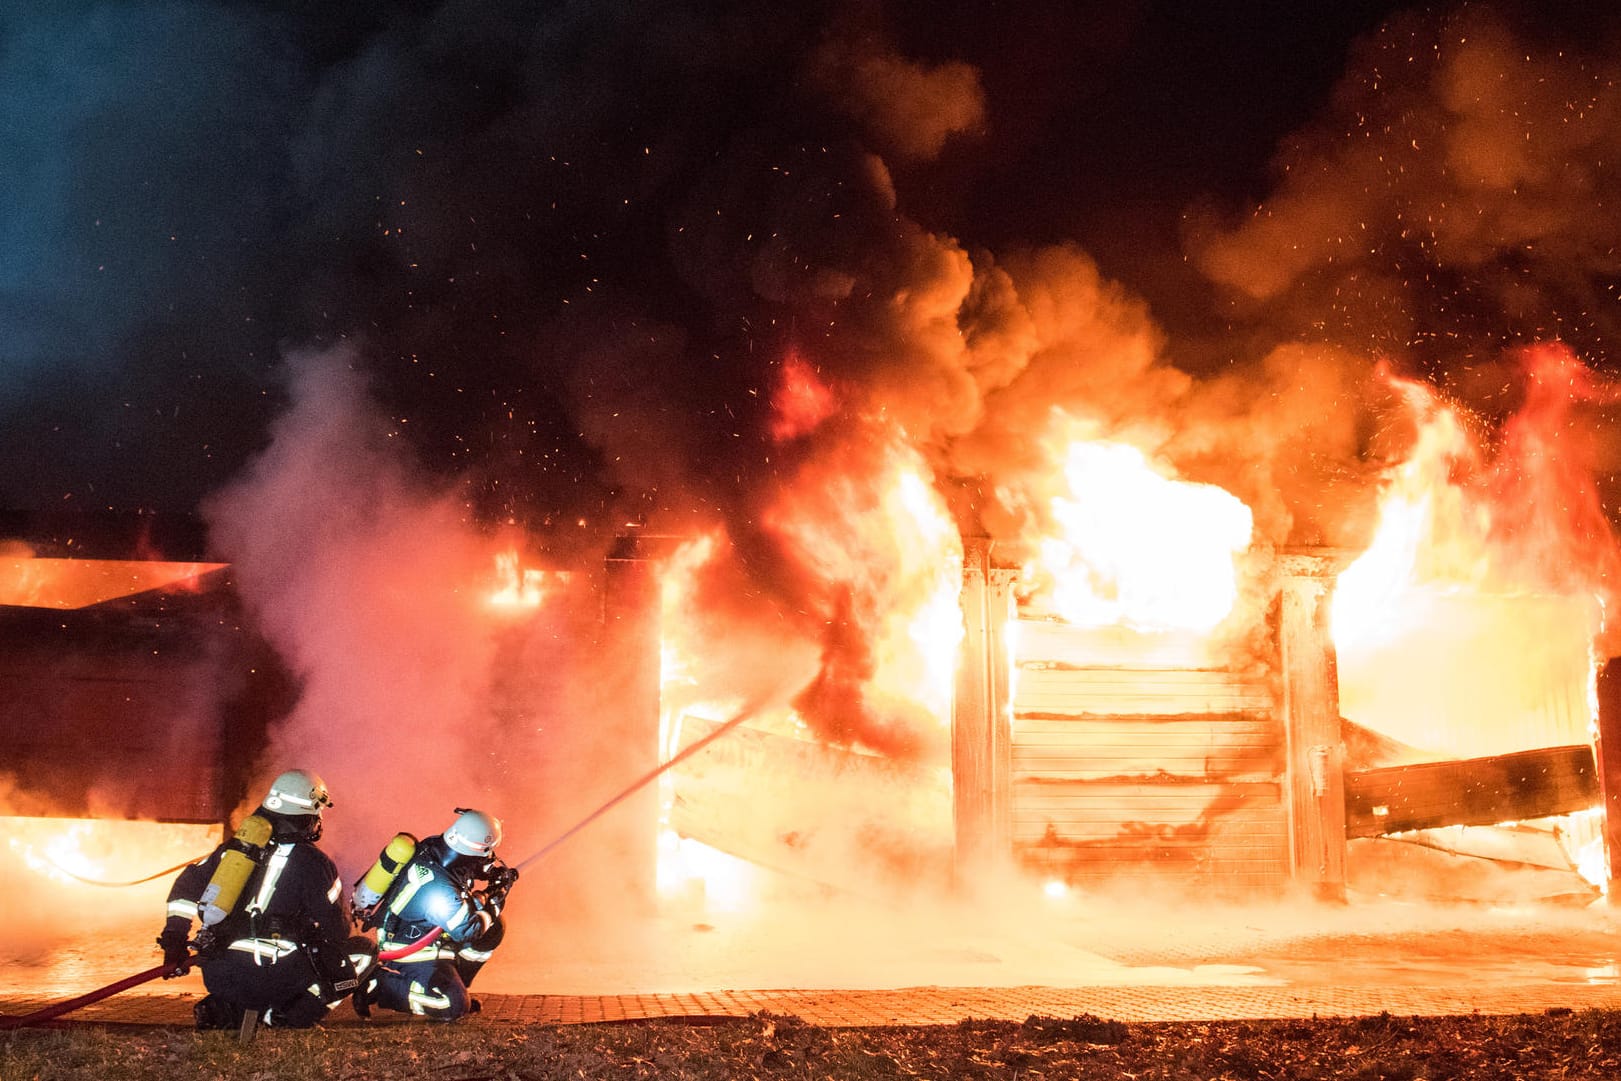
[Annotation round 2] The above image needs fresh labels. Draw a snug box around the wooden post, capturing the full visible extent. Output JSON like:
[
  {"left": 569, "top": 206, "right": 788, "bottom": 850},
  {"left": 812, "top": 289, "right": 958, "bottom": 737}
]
[
  {"left": 953, "top": 538, "right": 1015, "bottom": 892},
  {"left": 1277, "top": 553, "right": 1348, "bottom": 900},
  {"left": 1594, "top": 658, "right": 1621, "bottom": 900},
  {"left": 600, "top": 534, "right": 676, "bottom": 915}
]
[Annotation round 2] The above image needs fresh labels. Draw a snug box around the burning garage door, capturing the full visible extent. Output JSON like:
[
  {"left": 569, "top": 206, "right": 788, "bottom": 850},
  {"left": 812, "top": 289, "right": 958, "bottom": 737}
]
[{"left": 1010, "top": 620, "right": 1288, "bottom": 894}]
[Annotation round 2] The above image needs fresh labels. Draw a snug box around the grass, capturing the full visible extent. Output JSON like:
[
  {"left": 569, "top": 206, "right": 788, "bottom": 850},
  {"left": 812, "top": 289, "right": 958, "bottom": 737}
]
[{"left": 5, "top": 1009, "right": 1621, "bottom": 1080}]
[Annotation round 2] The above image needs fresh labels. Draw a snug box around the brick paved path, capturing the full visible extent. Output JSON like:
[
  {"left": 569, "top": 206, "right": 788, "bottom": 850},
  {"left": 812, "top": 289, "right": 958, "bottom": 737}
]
[
  {"left": 5, "top": 980, "right": 1621, "bottom": 1029},
  {"left": 6, "top": 909, "right": 1620, "bottom": 1028}
]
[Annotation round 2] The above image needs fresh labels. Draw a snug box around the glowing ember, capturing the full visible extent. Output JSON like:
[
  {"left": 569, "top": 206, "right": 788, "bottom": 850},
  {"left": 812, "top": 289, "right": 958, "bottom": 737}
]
[{"left": 1023, "top": 439, "right": 1253, "bottom": 633}]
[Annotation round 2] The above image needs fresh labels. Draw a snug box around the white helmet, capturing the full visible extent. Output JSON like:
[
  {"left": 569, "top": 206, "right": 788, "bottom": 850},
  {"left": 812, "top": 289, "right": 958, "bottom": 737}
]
[
  {"left": 443, "top": 808, "right": 502, "bottom": 857},
  {"left": 263, "top": 769, "right": 333, "bottom": 816}
]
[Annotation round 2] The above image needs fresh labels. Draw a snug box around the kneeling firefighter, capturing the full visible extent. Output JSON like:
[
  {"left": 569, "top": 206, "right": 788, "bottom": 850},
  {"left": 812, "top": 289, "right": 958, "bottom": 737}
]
[
  {"left": 156, "top": 769, "right": 373, "bottom": 1030},
  {"left": 351, "top": 808, "right": 517, "bottom": 1021}
]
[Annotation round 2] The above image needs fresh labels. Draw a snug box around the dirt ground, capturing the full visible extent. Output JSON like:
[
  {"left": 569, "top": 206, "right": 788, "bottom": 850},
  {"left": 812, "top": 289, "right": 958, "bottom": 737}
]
[{"left": 6, "top": 1008, "right": 1621, "bottom": 1080}]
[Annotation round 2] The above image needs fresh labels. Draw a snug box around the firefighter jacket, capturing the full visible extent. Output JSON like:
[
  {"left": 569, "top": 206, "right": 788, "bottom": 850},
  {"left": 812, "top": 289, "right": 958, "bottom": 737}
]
[
  {"left": 374, "top": 840, "right": 496, "bottom": 963},
  {"left": 164, "top": 832, "right": 349, "bottom": 965}
]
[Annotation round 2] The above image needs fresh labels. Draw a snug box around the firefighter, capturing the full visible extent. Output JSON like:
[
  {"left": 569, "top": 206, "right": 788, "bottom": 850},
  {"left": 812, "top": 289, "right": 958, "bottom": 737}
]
[
  {"left": 156, "top": 768, "right": 368, "bottom": 1030},
  {"left": 351, "top": 808, "right": 518, "bottom": 1022}
]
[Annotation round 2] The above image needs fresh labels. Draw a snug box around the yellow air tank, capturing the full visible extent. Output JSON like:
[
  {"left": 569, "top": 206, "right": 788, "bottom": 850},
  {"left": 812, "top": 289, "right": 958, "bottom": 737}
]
[
  {"left": 352, "top": 832, "right": 418, "bottom": 914},
  {"left": 197, "top": 814, "right": 273, "bottom": 927}
]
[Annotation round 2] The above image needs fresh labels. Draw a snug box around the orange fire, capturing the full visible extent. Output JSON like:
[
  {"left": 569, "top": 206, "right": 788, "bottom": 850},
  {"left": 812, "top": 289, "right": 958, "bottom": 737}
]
[
  {"left": 651, "top": 432, "right": 966, "bottom": 905},
  {"left": 0, "top": 557, "right": 228, "bottom": 609},
  {"left": 649, "top": 342, "right": 1621, "bottom": 911},
  {"left": 1020, "top": 431, "right": 1254, "bottom": 634},
  {"left": 2, "top": 817, "right": 221, "bottom": 943},
  {"left": 487, "top": 548, "right": 563, "bottom": 611},
  {"left": 1334, "top": 349, "right": 1616, "bottom": 762},
  {"left": 769, "top": 353, "right": 838, "bottom": 442}
]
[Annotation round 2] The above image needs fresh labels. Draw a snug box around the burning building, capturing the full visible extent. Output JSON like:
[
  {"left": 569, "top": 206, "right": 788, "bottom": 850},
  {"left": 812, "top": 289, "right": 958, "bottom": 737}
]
[
  {"left": 2, "top": 337, "right": 1617, "bottom": 929},
  {"left": 5, "top": 3, "right": 1621, "bottom": 982}
]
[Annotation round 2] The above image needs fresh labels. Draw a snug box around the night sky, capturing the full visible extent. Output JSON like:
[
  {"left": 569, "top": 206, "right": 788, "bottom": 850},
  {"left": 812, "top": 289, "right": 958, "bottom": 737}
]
[{"left": 5, "top": 0, "right": 1621, "bottom": 554}]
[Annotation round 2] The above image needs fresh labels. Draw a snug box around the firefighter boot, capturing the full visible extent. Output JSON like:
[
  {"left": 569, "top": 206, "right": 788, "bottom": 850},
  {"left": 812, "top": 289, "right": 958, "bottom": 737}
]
[{"left": 193, "top": 994, "right": 244, "bottom": 1032}]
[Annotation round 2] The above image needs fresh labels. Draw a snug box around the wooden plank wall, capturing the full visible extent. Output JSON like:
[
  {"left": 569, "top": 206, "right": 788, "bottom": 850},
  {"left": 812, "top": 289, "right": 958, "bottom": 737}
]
[
  {"left": 1011, "top": 636, "right": 1289, "bottom": 894},
  {"left": 0, "top": 626, "right": 225, "bottom": 821}
]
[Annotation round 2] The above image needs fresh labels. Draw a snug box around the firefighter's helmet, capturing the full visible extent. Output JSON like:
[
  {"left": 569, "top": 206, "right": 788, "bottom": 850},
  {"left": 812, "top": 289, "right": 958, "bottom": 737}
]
[
  {"left": 443, "top": 808, "right": 502, "bottom": 858},
  {"left": 263, "top": 769, "right": 334, "bottom": 816}
]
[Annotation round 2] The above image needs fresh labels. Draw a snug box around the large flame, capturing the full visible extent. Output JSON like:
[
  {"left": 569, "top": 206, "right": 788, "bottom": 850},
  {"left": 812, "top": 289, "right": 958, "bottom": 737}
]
[
  {"left": 763, "top": 434, "right": 965, "bottom": 736},
  {"left": 1333, "top": 348, "right": 1618, "bottom": 760},
  {"left": 651, "top": 428, "right": 965, "bottom": 908},
  {"left": 1020, "top": 435, "right": 1254, "bottom": 633}
]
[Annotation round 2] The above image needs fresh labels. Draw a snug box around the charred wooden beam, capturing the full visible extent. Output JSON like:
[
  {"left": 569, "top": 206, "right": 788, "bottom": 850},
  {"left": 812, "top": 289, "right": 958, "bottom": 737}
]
[
  {"left": 1343, "top": 744, "right": 1599, "bottom": 838},
  {"left": 1594, "top": 659, "right": 1621, "bottom": 897}
]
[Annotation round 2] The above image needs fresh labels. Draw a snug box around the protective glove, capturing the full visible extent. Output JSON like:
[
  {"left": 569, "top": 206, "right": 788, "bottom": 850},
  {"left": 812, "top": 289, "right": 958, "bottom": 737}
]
[
  {"left": 157, "top": 921, "right": 192, "bottom": 977},
  {"left": 484, "top": 866, "right": 519, "bottom": 913}
]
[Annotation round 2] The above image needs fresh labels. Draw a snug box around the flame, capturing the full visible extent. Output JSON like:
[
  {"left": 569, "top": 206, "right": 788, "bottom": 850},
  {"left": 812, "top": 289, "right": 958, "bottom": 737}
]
[
  {"left": 487, "top": 548, "right": 562, "bottom": 611},
  {"left": 1332, "top": 387, "right": 1480, "bottom": 650},
  {"left": 1338, "top": 349, "right": 1621, "bottom": 646},
  {"left": 1021, "top": 437, "right": 1254, "bottom": 633},
  {"left": 0, "top": 558, "right": 228, "bottom": 609},
  {"left": 5, "top": 816, "right": 217, "bottom": 888},
  {"left": 655, "top": 533, "right": 757, "bottom": 904},
  {"left": 763, "top": 437, "right": 964, "bottom": 726},
  {"left": 1333, "top": 350, "right": 1618, "bottom": 760},
  {"left": 652, "top": 435, "right": 965, "bottom": 905}
]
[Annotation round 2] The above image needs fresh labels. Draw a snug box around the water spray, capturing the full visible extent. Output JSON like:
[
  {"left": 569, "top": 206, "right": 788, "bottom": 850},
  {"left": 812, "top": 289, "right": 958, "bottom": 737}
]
[{"left": 512, "top": 693, "right": 778, "bottom": 873}]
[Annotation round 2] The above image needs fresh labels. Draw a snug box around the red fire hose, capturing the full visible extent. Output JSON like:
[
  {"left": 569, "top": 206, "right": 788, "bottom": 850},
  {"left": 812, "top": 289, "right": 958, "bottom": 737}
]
[
  {"left": 377, "top": 927, "right": 442, "bottom": 962},
  {"left": 0, "top": 925, "right": 443, "bottom": 1029},
  {"left": 0, "top": 960, "right": 186, "bottom": 1030},
  {"left": 0, "top": 927, "right": 443, "bottom": 1030}
]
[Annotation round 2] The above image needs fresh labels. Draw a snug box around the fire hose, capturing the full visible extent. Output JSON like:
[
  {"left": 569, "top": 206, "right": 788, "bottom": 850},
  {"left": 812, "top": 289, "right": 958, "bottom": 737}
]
[
  {"left": 5, "top": 694, "right": 785, "bottom": 1026},
  {"left": 0, "top": 928, "right": 445, "bottom": 1030},
  {"left": 46, "top": 854, "right": 209, "bottom": 888},
  {"left": 376, "top": 927, "right": 442, "bottom": 961},
  {"left": 0, "top": 961, "right": 185, "bottom": 1030},
  {"left": 346, "top": 696, "right": 774, "bottom": 968}
]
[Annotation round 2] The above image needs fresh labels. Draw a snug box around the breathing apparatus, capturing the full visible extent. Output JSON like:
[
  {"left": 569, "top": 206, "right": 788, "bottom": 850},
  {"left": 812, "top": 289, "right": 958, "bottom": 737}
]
[
  {"left": 196, "top": 769, "right": 332, "bottom": 928},
  {"left": 351, "top": 832, "right": 418, "bottom": 925},
  {"left": 196, "top": 813, "right": 273, "bottom": 927}
]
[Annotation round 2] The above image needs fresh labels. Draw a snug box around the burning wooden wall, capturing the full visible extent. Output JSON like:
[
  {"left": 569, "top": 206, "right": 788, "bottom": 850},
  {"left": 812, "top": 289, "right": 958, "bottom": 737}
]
[
  {"left": 0, "top": 518, "right": 287, "bottom": 825},
  {"left": 946, "top": 550, "right": 1352, "bottom": 899},
  {"left": 1008, "top": 643, "right": 1288, "bottom": 893}
]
